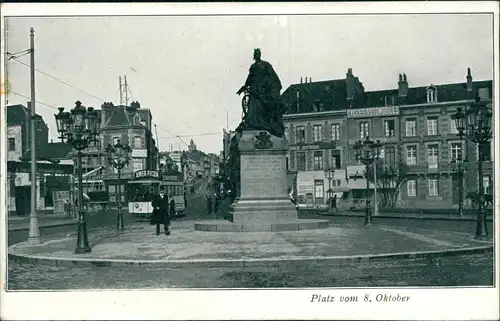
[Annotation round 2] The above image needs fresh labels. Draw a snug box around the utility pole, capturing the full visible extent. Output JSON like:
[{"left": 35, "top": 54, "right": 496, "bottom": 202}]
[{"left": 28, "top": 27, "right": 40, "bottom": 245}]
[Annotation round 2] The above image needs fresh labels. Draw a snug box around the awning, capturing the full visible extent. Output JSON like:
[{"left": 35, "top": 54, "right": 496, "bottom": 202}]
[
  {"left": 45, "top": 176, "right": 70, "bottom": 190},
  {"left": 347, "top": 178, "right": 374, "bottom": 190}
]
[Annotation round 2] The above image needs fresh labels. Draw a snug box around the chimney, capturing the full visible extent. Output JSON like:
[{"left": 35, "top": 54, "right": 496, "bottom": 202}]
[
  {"left": 398, "top": 73, "right": 409, "bottom": 97},
  {"left": 296, "top": 89, "right": 300, "bottom": 113},
  {"left": 466, "top": 67, "right": 473, "bottom": 92},
  {"left": 300, "top": 77, "right": 303, "bottom": 84},
  {"left": 309, "top": 77, "right": 312, "bottom": 83},
  {"left": 346, "top": 68, "right": 355, "bottom": 100}
]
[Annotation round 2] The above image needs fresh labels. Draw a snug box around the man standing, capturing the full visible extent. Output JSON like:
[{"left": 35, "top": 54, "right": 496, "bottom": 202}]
[
  {"left": 151, "top": 189, "right": 170, "bottom": 236},
  {"left": 206, "top": 191, "right": 213, "bottom": 215}
]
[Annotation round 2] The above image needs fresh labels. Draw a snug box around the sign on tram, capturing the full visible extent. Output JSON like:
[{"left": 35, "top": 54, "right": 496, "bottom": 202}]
[{"left": 134, "top": 169, "right": 160, "bottom": 180}]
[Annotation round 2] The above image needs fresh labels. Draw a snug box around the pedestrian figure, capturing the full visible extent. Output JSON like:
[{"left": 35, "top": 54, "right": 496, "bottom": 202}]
[
  {"left": 190, "top": 186, "right": 195, "bottom": 194},
  {"left": 214, "top": 193, "right": 220, "bottom": 213},
  {"left": 169, "top": 195, "right": 176, "bottom": 219},
  {"left": 206, "top": 192, "right": 213, "bottom": 215},
  {"left": 332, "top": 194, "right": 338, "bottom": 212},
  {"left": 151, "top": 190, "right": 170, "bottom": 236}
]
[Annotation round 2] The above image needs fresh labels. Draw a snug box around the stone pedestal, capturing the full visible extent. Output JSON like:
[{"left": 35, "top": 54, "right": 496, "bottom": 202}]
[{"left": 195, "top": 130, "right": 329, "bottom": 232}]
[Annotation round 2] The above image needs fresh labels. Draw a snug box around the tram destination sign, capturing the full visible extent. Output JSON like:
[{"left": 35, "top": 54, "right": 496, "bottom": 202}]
[
  {"left": 347, "top": 106, "right": 399, "bottom": 119},
  {"left": 163, "top": 175, "right": 181, "bottom": 181},
  {"left": 134, "top": 169, "right": 160, "bottom": 180}
]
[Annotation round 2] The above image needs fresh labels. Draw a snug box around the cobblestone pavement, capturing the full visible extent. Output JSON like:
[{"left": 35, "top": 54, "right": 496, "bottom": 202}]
[{"left": 7, "top": 253, "right": 493, "bottom": 289}]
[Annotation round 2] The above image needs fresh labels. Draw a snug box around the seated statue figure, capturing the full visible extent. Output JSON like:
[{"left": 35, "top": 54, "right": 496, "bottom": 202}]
[{"left": 237, "top": 49, "right": 285, "bottom": 138}]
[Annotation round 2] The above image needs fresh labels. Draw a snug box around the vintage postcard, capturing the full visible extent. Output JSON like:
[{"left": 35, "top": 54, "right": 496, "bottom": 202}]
[{"left": 1, "top": 2, "right": 499, "bottom": 320}]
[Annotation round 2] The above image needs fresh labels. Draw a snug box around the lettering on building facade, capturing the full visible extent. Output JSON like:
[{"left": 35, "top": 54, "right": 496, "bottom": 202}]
[{"left": 347, "top": 106, "right": 400, "bottom": 119}]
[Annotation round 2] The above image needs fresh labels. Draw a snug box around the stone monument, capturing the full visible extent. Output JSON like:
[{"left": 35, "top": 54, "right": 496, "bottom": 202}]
[{"left": 195, "top": 49, "right": 328, "bottom": 232}]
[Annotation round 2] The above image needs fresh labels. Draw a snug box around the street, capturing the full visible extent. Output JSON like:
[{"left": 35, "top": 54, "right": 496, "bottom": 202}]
[{"left": 7, "top": 179, "right": 494, "bottom": 289}]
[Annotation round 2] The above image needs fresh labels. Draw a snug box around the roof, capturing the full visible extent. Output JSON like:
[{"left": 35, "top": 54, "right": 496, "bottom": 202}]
[
  {"left": 186, "top": 149, "right": 205, "bottom": 163},
  {"left": 281, "top": 76, "right": 493, "bottom": 113},
  {"left": 281, "top": 79, "right": 353, "bottom": 113},
  {"left": 364, "top": 80, "right": 493, "bottom": 108},
  {"left": 7, "top": 104, "right": 43, "bottom": 125},
  {"left": 20, "top": 142, "right": 73, "bottom": 162}
]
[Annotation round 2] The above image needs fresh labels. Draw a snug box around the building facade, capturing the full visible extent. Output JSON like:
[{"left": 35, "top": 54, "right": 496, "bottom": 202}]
[
  {"left": 282, "top": 68, "right": 493, "bottom": 210},
  {"left": 99, "top": 101, "right": 159, "bottom": 204}
]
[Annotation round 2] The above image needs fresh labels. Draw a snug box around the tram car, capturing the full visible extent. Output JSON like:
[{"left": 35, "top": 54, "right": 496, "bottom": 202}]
[
  {"left": 160, "top": 172, "right": 186, "bottom": 218},
  {"left": 127, "top": 169, "right": 162, "bottom": 219}
]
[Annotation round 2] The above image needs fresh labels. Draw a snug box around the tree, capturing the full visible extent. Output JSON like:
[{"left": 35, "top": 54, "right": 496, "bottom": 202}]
[{"left": 365, "top": 160, "right": 410, "bottom": 209}]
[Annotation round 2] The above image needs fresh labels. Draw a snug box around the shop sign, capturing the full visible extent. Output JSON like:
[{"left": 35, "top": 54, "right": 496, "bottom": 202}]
[
  {"left": 347, "top": 106, "right": 399, "bottom": 119},
  {"left": 132, "top": 149, "right": 148, "bottom": 157},
  {"left": 134, "top": 169, "right": 160, "bottom": 180},
  {"left": 347, "top": 165, "right": 365, "bottom": 177}
]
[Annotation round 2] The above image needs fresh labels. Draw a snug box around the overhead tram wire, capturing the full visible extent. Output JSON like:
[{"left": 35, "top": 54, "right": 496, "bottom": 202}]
[
  {"left": 8, "top": 56, "right": 106, "bottom": 102},
  {"left": 154, "top": 123, "right": 190, "bottom": 148},
  {"left": 9, "top": 91, "right": 58, "bottom": 110}
]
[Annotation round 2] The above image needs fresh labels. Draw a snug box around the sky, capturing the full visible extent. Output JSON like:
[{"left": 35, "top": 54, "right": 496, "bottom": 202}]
[{"left": 4, "top": 14, "right": 494, "bottom": 154}]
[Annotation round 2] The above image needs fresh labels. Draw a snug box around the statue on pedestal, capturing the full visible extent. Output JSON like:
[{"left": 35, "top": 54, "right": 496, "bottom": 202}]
[{"left": 236, "top": 49, "right": 286, "bottom": 138}]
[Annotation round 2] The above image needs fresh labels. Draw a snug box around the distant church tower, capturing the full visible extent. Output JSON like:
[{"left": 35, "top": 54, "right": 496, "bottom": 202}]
[{"left": 188, "top": 139, "right": 197, "bottom": 152}]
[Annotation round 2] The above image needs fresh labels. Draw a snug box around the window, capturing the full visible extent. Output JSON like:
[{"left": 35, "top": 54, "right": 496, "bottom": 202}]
[
  {"left": 331, "top": 179, "right": 342, "bottom": 187},
  {"left": 314, "top": 180, "right": 324, "bottom": 205},
  {"left": 296, "top": 152, "right": 306, "bottom": 171},
  {"left": 427, "top": 86, "right": 437, "bottom": 103},
  {"left": 133, "top": 158, "right": 143, "bottom": 172},
  {"left": 483, "top": 176, "right": 491, "bottom": 195},
  {"left": 134, "top": 136, "right": 142, "bottom": 149},
  {"left": 427, "top": 144, "right": 438, "bottom": 169},
  {"left": 313, "top": 125, "right": 322, "bottom": 143},
  {"left": 133, "top": 114, "right": 141, "bottom": 125},
  {"left": 384, "top": 96, "right": 394, "bottom": 106},
  {"left": 407, "top": 180, "right": 417, "bottom": 197},
  {"left": 295, "top": 126, "right": 305, "bottom": 145},
  {"left": 405, "top": 119, "right": 416, "bottom": 137},
  {"left": 313, "top": 151, "right": 323, "bottom": 170},
  {"left": 331, "top": 151, "right": 341, "bottom": 169},
  {"left": 428, "top": 179, "right": 439, "bottom": 196},
  {"left": 8, "top": 138, "right": 15, "bottom": 151},
  {"left": 450, "top": 117, "right": 459, "bottom": 134},
  {"left": 112, "top": 137, "right": 120, "bottom": 146},
  {"left": 478, "top": 87, "right": 490, "bottom": 100},
  {"left": 481, "top": 143, "right": 492, "bottom": 161},
  {"left": 359, "top": 122, "right": 369, "bottom": 139},
  {"left": 427, "top": 117, "right": 438, "bottom": 135},
  {"left": 450, "top": 143, "right": 462, "bottom": 161},
  {"left": 406, "top": 145, "right": 417, "bottom": 165},
  {"left": 384, "top": 146, "right": 396, "bottom": 164},
  {"left": 284, "top": 127, "right": 289, "bottom": 141},
  {"left": 384, "top": 120, "right": 395, "bottom": 137},
  {"left": 331, "top": 124, "right": 340, "bottom": 141},
  {"left": 140, "top": 120, "right": 147, "bottom": 127}
]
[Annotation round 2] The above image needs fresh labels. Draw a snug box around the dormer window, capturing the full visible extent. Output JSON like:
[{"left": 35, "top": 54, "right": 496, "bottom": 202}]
[
  {"left": 133, "top": 114, "right": 141, "bottom": 125},
  {"left": 427, "top": 86, "right": 437, "bottom": 103},
  {"left": 384, "top": 96, "right": 394, "bottom": 106}
]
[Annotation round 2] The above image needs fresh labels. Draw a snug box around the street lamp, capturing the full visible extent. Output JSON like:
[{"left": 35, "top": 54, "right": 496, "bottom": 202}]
[
  {"left": 452, "top": 96, "right": 492, "bottom": 239},
  {"left": 324, "top": 166, "right": 335, "bottom": 211},
  {"left": 55, "top": 101, "right": 100, "bottom": 254},
  {"left": 106, "top": 140, "right": 131, "bottom": 232},
  {"left": 353, "top": 136, "right": 382, "bottom": 226},
  {"left": 450, "top": 156, "right": 468, "bottom": 217}
]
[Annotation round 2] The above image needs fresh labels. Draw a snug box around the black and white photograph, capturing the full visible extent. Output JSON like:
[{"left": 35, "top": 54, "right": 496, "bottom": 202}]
[{"left": 1, "top": 2, "right": 499, "bottom": 320}]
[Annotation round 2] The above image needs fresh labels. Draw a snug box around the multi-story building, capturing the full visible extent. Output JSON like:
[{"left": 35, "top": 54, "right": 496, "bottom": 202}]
[
  {"left": 99, "top": 101, "right": 159, "bottom": 204},
  {"left": 282, "top": 68, "right": 493, "bottom": 210},
  {"left": 6, "top": 103, "right": 73, "bottom": 216}
]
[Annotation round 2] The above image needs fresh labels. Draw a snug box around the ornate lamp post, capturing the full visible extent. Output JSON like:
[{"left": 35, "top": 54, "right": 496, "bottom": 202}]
[
  {"left": 55, "top": 101, "right": 99, "bottom": 254},
  {"left": 452, "top": 96, "right": 492, "bottom": 239},
  {"left": 450, "top": 156, "right": 468, "bottom": 216},
  {"left": 353, "top": 136, "right": 382, "bottom": 226},
  {"left": 106, "top": 140, "right": 131, "bottom": 232},
  {"left": 324, "top": 166, "right": 335, "bottom": 211}
]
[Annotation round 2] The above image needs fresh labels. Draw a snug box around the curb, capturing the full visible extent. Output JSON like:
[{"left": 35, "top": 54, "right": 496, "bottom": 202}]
[
  {"left": 8, "top": 221, "right": 78, "bottom": 232},
  {"left": 318, "top": 212, "right": 494, "bottom": 222},
  {"left": 8, "top": 244, "right": 493, "bottom": 269}
]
